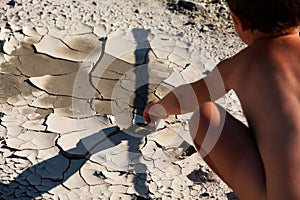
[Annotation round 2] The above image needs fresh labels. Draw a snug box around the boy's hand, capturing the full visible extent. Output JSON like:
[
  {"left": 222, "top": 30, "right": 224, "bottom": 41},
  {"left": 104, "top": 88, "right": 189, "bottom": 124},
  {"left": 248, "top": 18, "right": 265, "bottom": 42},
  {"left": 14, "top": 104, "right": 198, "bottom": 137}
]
[{"left": 143, "top": 99, "right": 169, "bottom": 126}]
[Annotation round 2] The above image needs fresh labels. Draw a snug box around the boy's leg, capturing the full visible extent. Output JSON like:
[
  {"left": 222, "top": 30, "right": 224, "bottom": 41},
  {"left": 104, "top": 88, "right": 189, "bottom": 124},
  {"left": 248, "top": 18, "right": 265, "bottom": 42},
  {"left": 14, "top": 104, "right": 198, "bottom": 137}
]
[
  {"left": 259, "top": 124, "right": 300, "bottom": 199},
  {"left": 189, "top": 102, "right": 266, "bottom": 200}
]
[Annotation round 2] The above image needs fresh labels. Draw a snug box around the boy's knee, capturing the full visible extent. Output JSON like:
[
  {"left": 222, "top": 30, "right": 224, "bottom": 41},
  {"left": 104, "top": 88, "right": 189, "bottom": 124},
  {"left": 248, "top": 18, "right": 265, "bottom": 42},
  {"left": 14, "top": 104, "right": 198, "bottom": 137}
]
[{"left": 189, "top": 102, "right": 217, "bottom": 149}]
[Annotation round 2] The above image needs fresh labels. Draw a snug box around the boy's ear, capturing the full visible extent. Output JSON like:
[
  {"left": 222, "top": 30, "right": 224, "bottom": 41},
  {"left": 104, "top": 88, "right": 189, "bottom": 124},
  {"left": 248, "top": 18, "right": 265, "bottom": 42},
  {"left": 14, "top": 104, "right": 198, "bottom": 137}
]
[{"left": 231, "top": 12, "right": 250, "bottom": 31}]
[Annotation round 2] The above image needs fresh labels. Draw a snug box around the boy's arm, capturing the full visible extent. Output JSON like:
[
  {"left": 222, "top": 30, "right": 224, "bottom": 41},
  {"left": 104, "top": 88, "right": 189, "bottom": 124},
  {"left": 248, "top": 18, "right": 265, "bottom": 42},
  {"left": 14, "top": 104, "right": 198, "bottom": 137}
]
[{"left": 144, "top": 60, "right": 232, "bottom": 125}]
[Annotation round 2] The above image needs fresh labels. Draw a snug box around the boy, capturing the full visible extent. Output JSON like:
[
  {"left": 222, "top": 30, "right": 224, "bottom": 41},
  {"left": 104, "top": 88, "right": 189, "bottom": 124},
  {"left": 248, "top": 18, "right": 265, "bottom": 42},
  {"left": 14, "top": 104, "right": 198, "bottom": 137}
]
[{"left": 143, "top": 0, "right": 300, "bottom": 199}]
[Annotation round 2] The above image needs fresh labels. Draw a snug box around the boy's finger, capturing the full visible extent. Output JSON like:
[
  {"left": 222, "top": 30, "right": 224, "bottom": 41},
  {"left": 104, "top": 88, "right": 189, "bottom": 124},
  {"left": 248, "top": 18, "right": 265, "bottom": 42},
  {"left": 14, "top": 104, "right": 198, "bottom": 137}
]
[
  {"left": 143, "top": 109, "right": 150, "bottom": 121},
  {"left": 145, "top": 117, "right": 151, "bottom": 125},
  {"left": 144, "top": 114, "right": 152, "bottom": 125},
  {"left": 143, "top": 113, "right": 157, "bottom": 126}
]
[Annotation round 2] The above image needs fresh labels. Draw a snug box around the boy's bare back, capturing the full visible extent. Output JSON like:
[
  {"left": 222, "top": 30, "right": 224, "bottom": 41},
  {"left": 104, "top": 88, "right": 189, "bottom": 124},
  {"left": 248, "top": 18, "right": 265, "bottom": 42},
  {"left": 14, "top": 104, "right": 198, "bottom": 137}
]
[
  {"left": 219, "top": 33, "right": 300, "bottom": 198},
  {"left": 223, "top": 34, "right": 300, "bottom": 138},
  {"left": 144, "top": 0, "right": 300, "bottom": 198}
]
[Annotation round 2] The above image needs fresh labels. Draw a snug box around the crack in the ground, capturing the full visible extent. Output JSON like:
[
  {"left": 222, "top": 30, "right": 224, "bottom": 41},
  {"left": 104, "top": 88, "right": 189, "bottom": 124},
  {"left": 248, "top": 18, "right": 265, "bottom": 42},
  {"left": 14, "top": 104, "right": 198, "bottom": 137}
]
[{"left": 88, "top": 37, "right": 107, "bottom": 99}]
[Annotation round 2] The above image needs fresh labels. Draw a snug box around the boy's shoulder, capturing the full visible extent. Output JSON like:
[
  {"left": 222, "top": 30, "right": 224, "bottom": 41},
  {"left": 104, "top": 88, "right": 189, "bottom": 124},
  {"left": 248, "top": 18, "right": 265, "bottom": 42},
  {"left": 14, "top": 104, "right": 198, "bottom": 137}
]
[
  {"left": 215, "top": 45, "right": 257, "bottom": 88},
  {"left": 220, "top": 36, "right": 300, "bottom": 71},
  {"left": 217, "top": 36, "right": 300, "bottom": 90}
]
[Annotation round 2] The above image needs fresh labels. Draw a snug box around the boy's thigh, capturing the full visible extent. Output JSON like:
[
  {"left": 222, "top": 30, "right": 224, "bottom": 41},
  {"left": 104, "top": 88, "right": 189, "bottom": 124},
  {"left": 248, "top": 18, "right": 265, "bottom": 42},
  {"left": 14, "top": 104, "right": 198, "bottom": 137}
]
[
  {"left": 190, "top": 102, "right": 266, "bottom": 199},
  {"left": 259, "top": 132, "right": 300, "bottom": 199}
]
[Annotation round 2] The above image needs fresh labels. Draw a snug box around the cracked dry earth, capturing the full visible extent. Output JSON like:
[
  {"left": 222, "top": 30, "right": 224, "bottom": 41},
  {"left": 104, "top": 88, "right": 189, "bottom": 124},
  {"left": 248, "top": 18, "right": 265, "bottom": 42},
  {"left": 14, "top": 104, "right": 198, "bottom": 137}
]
[{"left": 0, "top": 0, "right": 245, "bottom": 199}]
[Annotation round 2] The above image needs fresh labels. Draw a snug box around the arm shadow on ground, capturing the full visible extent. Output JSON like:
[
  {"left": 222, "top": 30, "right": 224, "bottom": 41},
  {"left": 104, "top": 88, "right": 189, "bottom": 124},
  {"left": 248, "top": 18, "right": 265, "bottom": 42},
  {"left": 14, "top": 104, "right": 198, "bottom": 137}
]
[{"left": 0, "top": 125, "right": 154, "bottom": 199}]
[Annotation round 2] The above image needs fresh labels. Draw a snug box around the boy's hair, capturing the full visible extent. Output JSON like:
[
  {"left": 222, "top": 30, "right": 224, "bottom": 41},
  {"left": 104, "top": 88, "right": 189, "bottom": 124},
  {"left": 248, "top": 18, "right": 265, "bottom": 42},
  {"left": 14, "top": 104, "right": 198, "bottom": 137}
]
[{"left": 226, "top": 0, "right": 300, "bottom": 34}]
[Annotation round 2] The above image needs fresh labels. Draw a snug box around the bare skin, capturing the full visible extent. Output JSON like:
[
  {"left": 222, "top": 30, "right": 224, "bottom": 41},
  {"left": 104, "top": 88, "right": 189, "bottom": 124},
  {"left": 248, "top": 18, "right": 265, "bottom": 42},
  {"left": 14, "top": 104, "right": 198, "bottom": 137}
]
[{"left": 144, "top": 12, "right": 300, "bottom": 200}]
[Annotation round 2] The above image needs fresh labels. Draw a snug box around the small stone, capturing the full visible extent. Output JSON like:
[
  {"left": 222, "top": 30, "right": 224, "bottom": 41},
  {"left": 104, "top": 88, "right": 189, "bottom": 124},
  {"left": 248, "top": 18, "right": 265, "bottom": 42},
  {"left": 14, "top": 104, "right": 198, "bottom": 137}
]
[
  {"left": 7, "top": 0, "right": 15, "bottom": 7},
  {"left": 200, "top": 192, "right": 210, "bottom": 197}
]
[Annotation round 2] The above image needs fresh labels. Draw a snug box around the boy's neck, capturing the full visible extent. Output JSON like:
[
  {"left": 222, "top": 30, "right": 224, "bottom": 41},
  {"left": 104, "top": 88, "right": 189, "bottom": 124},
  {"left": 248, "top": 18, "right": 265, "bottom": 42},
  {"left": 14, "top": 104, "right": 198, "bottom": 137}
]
[{"left": 249, "top": 27, "right": 300, "bottom": 44}]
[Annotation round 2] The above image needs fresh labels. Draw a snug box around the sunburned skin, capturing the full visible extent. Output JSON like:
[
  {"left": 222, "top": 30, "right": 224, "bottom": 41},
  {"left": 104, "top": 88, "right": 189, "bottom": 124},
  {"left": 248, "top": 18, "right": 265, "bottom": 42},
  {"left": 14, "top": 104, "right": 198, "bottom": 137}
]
[{"left": 143, "top": 11, "right": 300, "bottom": 200}]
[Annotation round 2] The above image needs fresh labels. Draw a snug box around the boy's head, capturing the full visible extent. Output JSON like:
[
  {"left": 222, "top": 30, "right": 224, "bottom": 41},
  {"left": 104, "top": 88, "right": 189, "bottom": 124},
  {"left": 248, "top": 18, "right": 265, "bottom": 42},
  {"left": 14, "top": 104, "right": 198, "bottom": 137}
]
[{"left": 226, "top": 0, "right": 300, "bottom": 35}]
